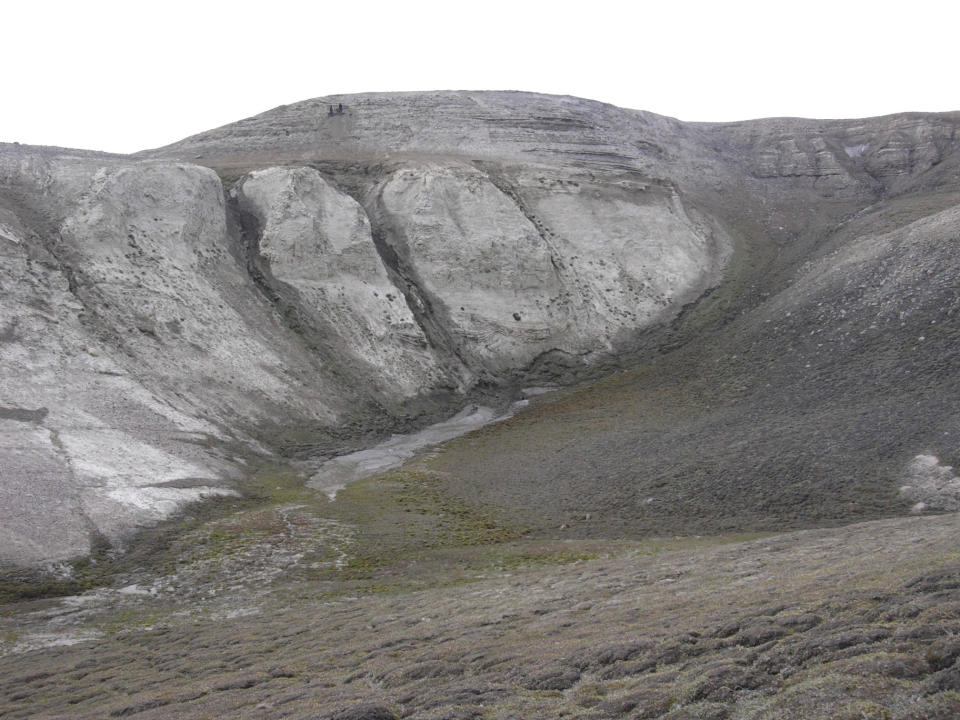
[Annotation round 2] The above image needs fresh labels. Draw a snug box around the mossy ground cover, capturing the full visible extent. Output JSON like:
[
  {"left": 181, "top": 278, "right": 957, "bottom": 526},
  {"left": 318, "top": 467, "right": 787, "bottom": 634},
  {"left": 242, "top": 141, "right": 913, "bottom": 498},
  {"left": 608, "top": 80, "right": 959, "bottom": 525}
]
[
  {"left": 4, "top": 511, "right": 960, "bottom": 719},
  {"left": 0, "top": 454, "right": 617, "bottom": 611}
]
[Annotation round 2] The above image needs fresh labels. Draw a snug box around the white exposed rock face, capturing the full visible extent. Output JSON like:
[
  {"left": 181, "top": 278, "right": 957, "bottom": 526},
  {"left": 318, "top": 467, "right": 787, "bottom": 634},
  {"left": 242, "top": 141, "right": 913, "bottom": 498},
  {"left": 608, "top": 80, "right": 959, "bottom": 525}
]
[
  {"left": 2, "top": 146, "right": 728, "bottom": 564},
  {"left": 372, "top": 163, "right": 729, "bottom": 373},
  {"left": 373, "top": 163, "right": 569, "bottom": 371},
  {"left": 513, "top": 170, "right": 729, "bottom": 341},
  {"left": 0, "top": 153, "right": 364, "bottom": 563},
  {"left": 235, "top": 167, "right": 457, "bottom": 399},
  {"left": 900, "top": 455, "right": 960, "bottom": 513},
  {"left": 0, "top": 186, "right": 237, "bottom": 562},
  {"left": 55, "top": 161, "right": 344, "bottom": 426}
]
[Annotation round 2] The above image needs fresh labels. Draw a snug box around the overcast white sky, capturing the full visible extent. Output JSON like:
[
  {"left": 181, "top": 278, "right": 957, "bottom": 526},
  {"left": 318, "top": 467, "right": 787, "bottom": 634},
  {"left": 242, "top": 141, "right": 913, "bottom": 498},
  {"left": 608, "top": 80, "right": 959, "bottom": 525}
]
[{"left": 5, "top": 0, "right": 958, "bottom": 154}]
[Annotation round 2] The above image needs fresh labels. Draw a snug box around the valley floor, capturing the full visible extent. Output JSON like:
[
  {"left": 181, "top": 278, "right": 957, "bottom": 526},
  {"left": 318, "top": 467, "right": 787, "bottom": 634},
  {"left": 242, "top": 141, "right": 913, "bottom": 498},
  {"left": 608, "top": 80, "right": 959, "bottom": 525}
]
[{"left": 3, "top": 490, "right": 960, "bottom": 719}]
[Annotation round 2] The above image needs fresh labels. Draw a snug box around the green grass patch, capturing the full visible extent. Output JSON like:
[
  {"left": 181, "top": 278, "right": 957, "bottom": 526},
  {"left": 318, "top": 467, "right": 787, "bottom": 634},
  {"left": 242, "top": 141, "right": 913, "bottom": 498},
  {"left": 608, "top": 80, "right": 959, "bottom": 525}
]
[{"left": 0, "top": 571, "right": 93, "bottom": 604}]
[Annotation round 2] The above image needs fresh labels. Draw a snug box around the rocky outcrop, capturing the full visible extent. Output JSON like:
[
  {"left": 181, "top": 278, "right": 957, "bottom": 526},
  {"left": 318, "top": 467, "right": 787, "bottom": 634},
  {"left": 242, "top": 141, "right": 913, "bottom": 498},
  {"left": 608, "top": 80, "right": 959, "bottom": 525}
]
[
  {"left": 502, "top": 167, "right": 729, "bottom": 340},
  {"left": 0, "top": 161, "right": 239, "bottom": 562},
  {"left": 234, "top": 166, "right": 460, "bottom": 401},
  {"left": 705, "top": 114, "right": 959, "bottom": 197},
  {"left": 0, "top": 152, "right": 367, "bottom": 562},
  {"left": 0, "top": 142, "right": 730, "bottom": 564},
  {"left": 900, "top": 455, "right": 960, "bottom": 512},
  {"left": 370, "top": 163, "right": 568, "bottom": 372}
]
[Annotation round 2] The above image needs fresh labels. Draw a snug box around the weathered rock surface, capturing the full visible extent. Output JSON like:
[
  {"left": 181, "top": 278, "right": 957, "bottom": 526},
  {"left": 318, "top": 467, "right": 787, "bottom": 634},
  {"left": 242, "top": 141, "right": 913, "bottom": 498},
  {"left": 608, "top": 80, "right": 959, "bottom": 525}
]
[
  {"left": 371, "top": 162, "right": 568, "bottom": 372},
  {"left": 0, "top": 152, "right": 374, "bottom": 562},
  {"left": 901, "top": 454, "right": 960, "bottom": 512},
  {"left": 235, "top": 166, "right": 458, "bottom": 400},
  {"left": 501, "top": 166, "right": 728, "bottom": 343},
  {"left": 1, "top": 91, "right": 959, "bottom": 565},
  {"left": 0, "top": 158, "right": 240, "bottom": 562},
  {"left": 368, "top": 162, "right": 727, "bottom": 374}
]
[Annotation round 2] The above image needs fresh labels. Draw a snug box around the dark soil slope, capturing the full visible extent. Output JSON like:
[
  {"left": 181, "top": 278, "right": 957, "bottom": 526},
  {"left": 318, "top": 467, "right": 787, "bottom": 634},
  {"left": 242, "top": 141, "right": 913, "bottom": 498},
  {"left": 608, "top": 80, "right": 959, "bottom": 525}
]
[{"left": 421, "top": 129, "right": 960, "bottom": 535}]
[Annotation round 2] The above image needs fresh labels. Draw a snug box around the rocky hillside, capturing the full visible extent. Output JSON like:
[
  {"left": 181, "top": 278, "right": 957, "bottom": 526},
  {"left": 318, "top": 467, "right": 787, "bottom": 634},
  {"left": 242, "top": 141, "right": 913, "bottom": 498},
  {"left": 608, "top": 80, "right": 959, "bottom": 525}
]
[{"left": 1, "top": 92, "right": 959, "bottom": 567}]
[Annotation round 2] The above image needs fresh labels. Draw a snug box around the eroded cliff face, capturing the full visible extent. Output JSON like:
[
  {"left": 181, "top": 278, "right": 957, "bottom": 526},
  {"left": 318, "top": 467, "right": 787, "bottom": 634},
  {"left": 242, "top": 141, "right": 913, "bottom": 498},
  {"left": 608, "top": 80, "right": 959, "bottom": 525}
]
[
  {"left": 367, "top": 162, "right": 725, "bottom": 375},
  {"left": 0, "top": 157, "right": 242, "bottom": 562},
  {"left": 717, "top": 114, "right": 957, "bottom": 188},
  {"left": 1, "top": 91, "right": 958, "bottom": 565},
  {"left": 234, "top": 166, "right": 459, "bottom": 400}
]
